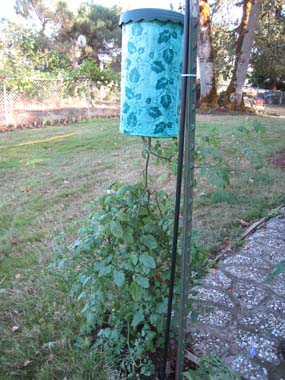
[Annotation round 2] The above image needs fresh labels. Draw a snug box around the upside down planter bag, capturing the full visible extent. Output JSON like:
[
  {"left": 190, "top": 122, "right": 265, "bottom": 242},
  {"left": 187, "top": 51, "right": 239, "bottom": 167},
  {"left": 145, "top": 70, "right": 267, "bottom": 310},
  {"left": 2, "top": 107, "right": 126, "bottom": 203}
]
[{"left": 119, "top": 8, "right": 184, "bottom": 138}]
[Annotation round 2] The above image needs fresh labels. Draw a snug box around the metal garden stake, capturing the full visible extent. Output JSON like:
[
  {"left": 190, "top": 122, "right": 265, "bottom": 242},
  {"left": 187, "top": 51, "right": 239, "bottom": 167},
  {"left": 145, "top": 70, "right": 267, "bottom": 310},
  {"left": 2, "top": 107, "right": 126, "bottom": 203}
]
[{"left": 161, "top": 0, "right": 198, "bottom": 379}]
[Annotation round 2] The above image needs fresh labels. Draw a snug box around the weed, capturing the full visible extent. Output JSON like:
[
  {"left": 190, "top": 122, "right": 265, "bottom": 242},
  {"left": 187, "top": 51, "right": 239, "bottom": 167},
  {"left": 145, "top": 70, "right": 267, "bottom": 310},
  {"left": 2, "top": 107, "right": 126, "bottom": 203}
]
[{"left": 184, "top": 354, "right": 242, "bottom": 380}]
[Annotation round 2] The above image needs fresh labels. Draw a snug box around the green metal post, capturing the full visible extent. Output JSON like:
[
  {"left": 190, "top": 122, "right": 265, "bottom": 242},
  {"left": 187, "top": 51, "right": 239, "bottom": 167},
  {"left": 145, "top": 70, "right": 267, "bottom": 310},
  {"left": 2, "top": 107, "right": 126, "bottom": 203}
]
[{"left": 175, "top": 0, "right": 199, "bottom": 379}]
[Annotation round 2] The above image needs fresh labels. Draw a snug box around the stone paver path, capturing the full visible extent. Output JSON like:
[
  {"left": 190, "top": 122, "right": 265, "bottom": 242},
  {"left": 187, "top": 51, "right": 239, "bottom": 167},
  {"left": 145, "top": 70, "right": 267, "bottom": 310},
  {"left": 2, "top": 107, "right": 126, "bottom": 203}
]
[{"left": 187, "top": 210, "right": 285, "bottom": 380}]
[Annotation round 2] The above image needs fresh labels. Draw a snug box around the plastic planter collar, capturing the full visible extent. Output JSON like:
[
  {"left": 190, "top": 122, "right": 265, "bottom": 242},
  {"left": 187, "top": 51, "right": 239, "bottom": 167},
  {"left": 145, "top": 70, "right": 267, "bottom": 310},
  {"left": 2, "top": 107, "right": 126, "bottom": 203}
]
[{"left": 119, "top": 8, "right": 184, "bottom": 138}]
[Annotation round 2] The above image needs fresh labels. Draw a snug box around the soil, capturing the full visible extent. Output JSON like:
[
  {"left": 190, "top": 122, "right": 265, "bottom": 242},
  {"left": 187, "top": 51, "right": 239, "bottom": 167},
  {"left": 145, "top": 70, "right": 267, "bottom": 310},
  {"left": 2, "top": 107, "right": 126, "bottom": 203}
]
[
  {"left": 267, "top": 149, "right": 285, "bottom": 170},
  {"left": 0, "top": 102, "right": 120, "bottom": 133},
  {"left": 1, "top": 103, "right": 284, "bottom": 134}
]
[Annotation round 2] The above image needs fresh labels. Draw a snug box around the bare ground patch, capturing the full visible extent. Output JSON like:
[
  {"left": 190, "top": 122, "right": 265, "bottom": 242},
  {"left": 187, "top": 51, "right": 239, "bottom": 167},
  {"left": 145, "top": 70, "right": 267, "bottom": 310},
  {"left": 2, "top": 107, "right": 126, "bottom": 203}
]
[
  {"left": 268, "top": 149, "right": 285, "bottom": 170},
  {"left": 0, "top": 102, "right": 120, "bottom": 133}
]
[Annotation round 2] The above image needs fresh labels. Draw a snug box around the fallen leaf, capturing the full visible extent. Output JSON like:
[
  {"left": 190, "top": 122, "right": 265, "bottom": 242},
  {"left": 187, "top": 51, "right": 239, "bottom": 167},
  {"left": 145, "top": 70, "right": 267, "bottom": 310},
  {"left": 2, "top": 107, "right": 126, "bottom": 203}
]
[
  {"left": 15, "top": 359, "right": 32, "bottom": 369},
  {"left": 48, "top": 354, "right": 56, "bottom": 361},
  {"left": 239, "top": 219, "right": 250, "bottom": 227},
  {"left": 10, "top": 325, "right": 20, "bottom": 333}
]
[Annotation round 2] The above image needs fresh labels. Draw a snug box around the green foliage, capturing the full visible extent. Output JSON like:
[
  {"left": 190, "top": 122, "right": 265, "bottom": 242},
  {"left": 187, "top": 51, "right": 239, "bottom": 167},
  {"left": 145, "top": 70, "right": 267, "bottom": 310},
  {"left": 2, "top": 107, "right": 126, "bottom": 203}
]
[
  {"left": 250, "top": 0, "right": 285, "bottom": 89},
  {"left": 71, "top": 3, "right": 121, "bottom": 63},
  {"left": 184, "top": 355, "right": 241, "bottom": 380},
  {"left": 148, "top": 119, "right": 265, "bottom": 190},
  {"left": 0, "top": 2, "right": 121, "bottom": 83},
  {"left": 53, "top": 181, "right": 208, "bottom": 378},
  {"left": 61, "top": 60, "right": 119, "bottom": 102},
  {"left": 271, "top": 260, "right": 285, "bottom": 278},
  {"left": 0, "top": 22, "right": 72, "bottom": 95},
  {"left": 211, "top": 23, "right": 236, "bottom": 82},
  {"left": 70, "top": 59, "right": 118, "bottom": 82},
  {"left": 15, "top": 0, "right": 73, "bottom": 34}
]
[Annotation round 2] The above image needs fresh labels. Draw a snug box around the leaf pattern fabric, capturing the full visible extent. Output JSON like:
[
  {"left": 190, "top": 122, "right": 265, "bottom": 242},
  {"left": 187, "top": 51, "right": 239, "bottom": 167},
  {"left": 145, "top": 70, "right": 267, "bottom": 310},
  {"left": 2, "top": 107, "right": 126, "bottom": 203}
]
[{"left": 120, "top": 19, "right": 183, "bottom": 137}]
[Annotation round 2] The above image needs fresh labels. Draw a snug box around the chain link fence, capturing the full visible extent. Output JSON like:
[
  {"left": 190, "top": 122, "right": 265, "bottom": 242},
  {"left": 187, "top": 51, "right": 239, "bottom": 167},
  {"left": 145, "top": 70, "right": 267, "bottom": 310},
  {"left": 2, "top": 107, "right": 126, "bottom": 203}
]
[
  {"left": 1, "top": 79, "right": 284, "bottom": 129},
  {"left": 0, "top": 78, "right": 120, "bottom": 128}
]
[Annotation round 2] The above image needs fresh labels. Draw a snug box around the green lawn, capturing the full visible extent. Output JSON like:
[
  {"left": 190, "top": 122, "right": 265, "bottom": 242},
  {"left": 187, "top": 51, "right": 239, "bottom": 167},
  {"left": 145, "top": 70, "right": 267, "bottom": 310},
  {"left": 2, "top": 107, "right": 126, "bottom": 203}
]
[{"left": 0, "top": 115, "right": 284, "bottom": 379}]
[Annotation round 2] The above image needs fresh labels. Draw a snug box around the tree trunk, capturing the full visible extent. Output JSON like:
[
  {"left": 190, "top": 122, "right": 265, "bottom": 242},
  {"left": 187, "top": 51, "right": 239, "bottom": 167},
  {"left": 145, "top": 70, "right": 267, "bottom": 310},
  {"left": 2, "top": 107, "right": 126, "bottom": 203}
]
[
  {"left": 220, "top": 0, "right": 262, "bottom": 110},
  {"left": 198, "top": 0, "right": 218, "bottom": 109}
]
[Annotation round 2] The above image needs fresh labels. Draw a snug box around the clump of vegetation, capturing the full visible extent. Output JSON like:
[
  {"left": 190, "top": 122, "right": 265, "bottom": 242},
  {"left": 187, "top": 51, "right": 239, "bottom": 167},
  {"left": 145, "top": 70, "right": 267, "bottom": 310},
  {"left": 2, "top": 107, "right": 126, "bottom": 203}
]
[
  {"left": 51, "top": 119, "right": 267, "bottom": 378},
  {"left": 53, "top": 181, "right": 208, "bottom": 378},
  {"left": 184, "top": 355, "right": 242, "bottom": 380}
]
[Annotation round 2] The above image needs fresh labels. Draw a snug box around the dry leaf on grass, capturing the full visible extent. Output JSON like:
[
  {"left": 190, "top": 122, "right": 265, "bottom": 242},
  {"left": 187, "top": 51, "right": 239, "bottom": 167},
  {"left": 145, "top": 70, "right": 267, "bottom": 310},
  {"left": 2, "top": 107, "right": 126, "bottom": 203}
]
[
  {"left": 239, "top": 219, "right": 250, "bottom": 227},
  {"left": 15, "top": 359, "right": 32, "bottom": 368},
  {"left": 10, "top": 326, "right": 20, "bottom": 333}
]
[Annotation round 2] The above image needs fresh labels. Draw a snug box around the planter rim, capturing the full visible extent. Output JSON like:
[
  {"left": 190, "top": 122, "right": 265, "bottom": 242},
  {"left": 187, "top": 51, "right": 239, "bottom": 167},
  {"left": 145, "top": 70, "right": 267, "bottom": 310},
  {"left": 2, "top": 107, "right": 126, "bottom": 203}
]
[{"left": 119, "top": 8, "right": 184, "bottom": 27}]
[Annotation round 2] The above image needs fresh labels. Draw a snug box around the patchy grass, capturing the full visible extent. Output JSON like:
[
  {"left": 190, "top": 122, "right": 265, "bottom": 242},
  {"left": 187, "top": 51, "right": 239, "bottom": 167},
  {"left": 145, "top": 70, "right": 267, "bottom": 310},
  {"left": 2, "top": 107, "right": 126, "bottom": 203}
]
[
  {"left": 0, "top": 115, "right": 285, "bottom": 379},
  {"left": 193, "top": 115, "right": 285, "bottom": 251}
]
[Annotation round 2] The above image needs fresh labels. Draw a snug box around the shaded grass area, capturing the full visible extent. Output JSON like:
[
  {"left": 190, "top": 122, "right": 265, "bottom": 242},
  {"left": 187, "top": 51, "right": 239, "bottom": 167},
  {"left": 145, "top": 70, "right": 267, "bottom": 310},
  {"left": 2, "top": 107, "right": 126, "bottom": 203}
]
[{"left": 0, "top": 115, "right": 285, "bottom": 379}]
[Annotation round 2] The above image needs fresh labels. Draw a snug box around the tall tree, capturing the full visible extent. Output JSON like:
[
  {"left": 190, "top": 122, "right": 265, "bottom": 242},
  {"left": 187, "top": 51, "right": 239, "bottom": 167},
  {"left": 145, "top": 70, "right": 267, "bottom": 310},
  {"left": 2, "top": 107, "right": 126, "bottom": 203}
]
[
  {"left": 15, "top": 0, "right": 73, "bottom": 34},
  {"left": 0, "top": 21, "right": 71, "bottom": 77},
  {"left": 70, "top": 3, "right": 121, "bottom": 64},
  {"left": 250, "top": 0, "right": 285, "bottom": 90},
  {"left": 198, "top": 0, "right": 218, "bottom": 108},
  {"left": 220, "top": 0, "right": 262, "bottom": 109}
]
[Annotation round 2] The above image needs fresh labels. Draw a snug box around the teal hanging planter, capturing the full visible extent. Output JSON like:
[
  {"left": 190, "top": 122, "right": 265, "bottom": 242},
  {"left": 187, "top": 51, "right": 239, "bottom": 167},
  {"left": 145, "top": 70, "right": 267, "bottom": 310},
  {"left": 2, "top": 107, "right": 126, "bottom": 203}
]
[{"left": 119, "top": 8, "right": 184, "bottom": 138}]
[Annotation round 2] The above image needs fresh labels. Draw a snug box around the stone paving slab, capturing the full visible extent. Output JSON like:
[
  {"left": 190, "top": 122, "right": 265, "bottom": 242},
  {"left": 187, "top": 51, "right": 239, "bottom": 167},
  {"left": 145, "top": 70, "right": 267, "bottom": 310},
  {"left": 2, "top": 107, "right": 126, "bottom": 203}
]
[{"left": 187, "top": 209, "right": 285, "bottom": 380}]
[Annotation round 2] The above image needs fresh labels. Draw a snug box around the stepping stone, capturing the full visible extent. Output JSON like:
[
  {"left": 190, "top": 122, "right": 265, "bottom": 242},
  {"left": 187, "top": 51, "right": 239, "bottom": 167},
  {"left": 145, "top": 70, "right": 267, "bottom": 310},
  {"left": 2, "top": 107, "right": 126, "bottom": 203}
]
[{"left": 187, "top": 210, "right": 285, "bottom": 379}]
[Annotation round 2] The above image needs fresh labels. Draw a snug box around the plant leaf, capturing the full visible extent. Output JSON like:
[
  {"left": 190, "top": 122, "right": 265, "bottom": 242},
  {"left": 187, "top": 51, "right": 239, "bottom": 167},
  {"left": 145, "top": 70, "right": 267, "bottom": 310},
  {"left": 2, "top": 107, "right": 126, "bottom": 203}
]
[
  {"left": 134, "top": 274, "right": 149, "bottom": 288},
  {"left": 141, "top": 235, "right": 158, "bottom": 249},
  {"left": 130, "top": 282, "right": 143, "bottom": 301},
  {"left": 131, "top": 309, "right": 144, "bottom": 328},
  {"left": 114, "top": 271, "right": 125, "bottom": 287},
  {"left": 140, "top": 253, "right": 156, "bottom": 269},
  {"left": 110, "top": 220, "right": 123, "bottom": 238},
  {"left": 272, "top": 260, "right": 285, "bottom": 278}
]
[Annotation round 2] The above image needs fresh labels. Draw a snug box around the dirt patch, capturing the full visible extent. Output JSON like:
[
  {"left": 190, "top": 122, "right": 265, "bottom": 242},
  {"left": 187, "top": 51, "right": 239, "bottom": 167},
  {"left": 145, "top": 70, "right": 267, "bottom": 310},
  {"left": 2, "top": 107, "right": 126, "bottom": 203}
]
[
  {"left": 265, "top": 105, "right": 285, "bottom": 118},
  {"left": 0, "top": 102, "right": 120, "bottom": 133},
  {"left": 268, "top": 149, "right": 285, "bottom": 170}
]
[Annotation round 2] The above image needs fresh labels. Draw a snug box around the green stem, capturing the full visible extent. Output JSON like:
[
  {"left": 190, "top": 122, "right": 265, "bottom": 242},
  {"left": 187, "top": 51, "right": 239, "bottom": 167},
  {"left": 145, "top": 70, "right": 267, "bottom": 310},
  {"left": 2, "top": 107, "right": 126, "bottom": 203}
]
[
  {"left": 149, "top": 149, "right": 171, "bottom": 162},
  {"left": 143, "top": 137, "right": 152, "bottom": 191}
]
